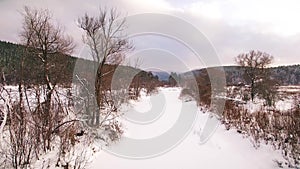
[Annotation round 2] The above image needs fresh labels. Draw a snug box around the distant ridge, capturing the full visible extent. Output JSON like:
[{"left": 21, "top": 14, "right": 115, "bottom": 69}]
[
  {"left": 151, "top": 71, "right": 170, "bottom": 82},
  {"left": 182, "top": 65, "right": 300, "bottom": 86},
  {"left": 0, "top": 40, "right": 159, "bottom": 85}
]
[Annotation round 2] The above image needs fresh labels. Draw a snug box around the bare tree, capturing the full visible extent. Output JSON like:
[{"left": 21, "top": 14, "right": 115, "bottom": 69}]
[
  {"left": 0, "top": 6, "right": 83, "bottom": 168},
  {"left": 20, "top": 6, "right": 74, "bottom": 89},
  {"left": 19, "top": 6, "right": 75, "bottom": 152},
  {"left": 235, "top": 50, "right": 275, "bottom": 102},
  {"left": 78, "top": 8, "right": 132, "bottom": 127}
]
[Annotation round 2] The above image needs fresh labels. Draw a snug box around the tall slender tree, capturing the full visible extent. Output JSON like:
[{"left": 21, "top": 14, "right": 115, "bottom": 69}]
[{"left": 78, "top": 8, "right": 132, "bottom": 126}]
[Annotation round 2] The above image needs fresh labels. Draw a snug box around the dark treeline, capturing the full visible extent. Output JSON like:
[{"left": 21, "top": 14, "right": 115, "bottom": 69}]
[
  {"left": 0, "top": 40, "right": 76, "bottom": 85},
  {"left": 0, "top": 40, "right": 160, "bottom": 88},
  {"left": 187, "top": 65, "right": 300, "bottom": 86}
]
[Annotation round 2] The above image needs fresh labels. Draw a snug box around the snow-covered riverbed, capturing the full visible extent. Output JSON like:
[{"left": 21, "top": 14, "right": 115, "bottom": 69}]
[{"left": 90, "top": 87, "right": 285, "bottom": 169}]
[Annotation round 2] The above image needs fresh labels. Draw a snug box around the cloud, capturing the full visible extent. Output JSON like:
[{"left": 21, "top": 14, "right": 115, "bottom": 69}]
[
  {"left": 178, "top": 9, "right": 300, "bottom": 66},
  {"left": 0, "top": 0, "right": 299, "bottom": 71},
  {"left": 182, "top": 0, "right": 300, "bottom": 36}
]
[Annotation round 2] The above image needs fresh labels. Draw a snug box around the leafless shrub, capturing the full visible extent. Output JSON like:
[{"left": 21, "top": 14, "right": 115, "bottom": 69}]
[
  {"left": 220, "top": 94, "right": 299, "bottom": 168},
  {"left": 0, "top": 6, "right": 88, "bottom": 168}
]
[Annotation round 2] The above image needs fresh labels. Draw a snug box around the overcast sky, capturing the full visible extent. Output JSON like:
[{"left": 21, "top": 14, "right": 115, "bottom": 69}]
[{"left": 0, "top": 0, "right": 300, "bottom": 72}]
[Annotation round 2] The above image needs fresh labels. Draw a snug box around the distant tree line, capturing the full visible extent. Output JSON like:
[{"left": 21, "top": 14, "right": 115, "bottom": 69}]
[
  {"left": 194, "top": 65, "right": 300, "bottom": 86},
  {"left": 0, "top": 40, "right": 76, "bottom": 86},
  {"left": 0, "top": 40, "right": 160, "bottom": 88},
  {"left": 186, "top": 65, "right": 300, "bottom": 87}
]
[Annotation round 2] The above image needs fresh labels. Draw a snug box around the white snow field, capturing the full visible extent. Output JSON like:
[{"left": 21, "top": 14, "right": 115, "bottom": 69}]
[{"left": 89, "top": 87, "right": 285, "bottom": 169}]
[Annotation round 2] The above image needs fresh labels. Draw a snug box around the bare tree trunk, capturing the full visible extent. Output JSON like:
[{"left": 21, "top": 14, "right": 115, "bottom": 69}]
[{"left": 251, "top": 79, "right": 255, "bottom": 101}]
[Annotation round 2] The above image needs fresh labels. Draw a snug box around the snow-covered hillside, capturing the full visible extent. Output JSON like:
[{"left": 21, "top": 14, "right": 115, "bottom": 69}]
[{"left": 89, "top": 87, "right": 285, "bottom": 169}]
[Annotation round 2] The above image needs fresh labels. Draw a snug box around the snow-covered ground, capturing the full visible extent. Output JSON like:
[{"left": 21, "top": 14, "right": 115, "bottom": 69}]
[
  {"left": 89, "top": 87, "right": 285, "bottom": 169},
  {"left": 278, "top": 85, "right": 300, "bottom": 93}
]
